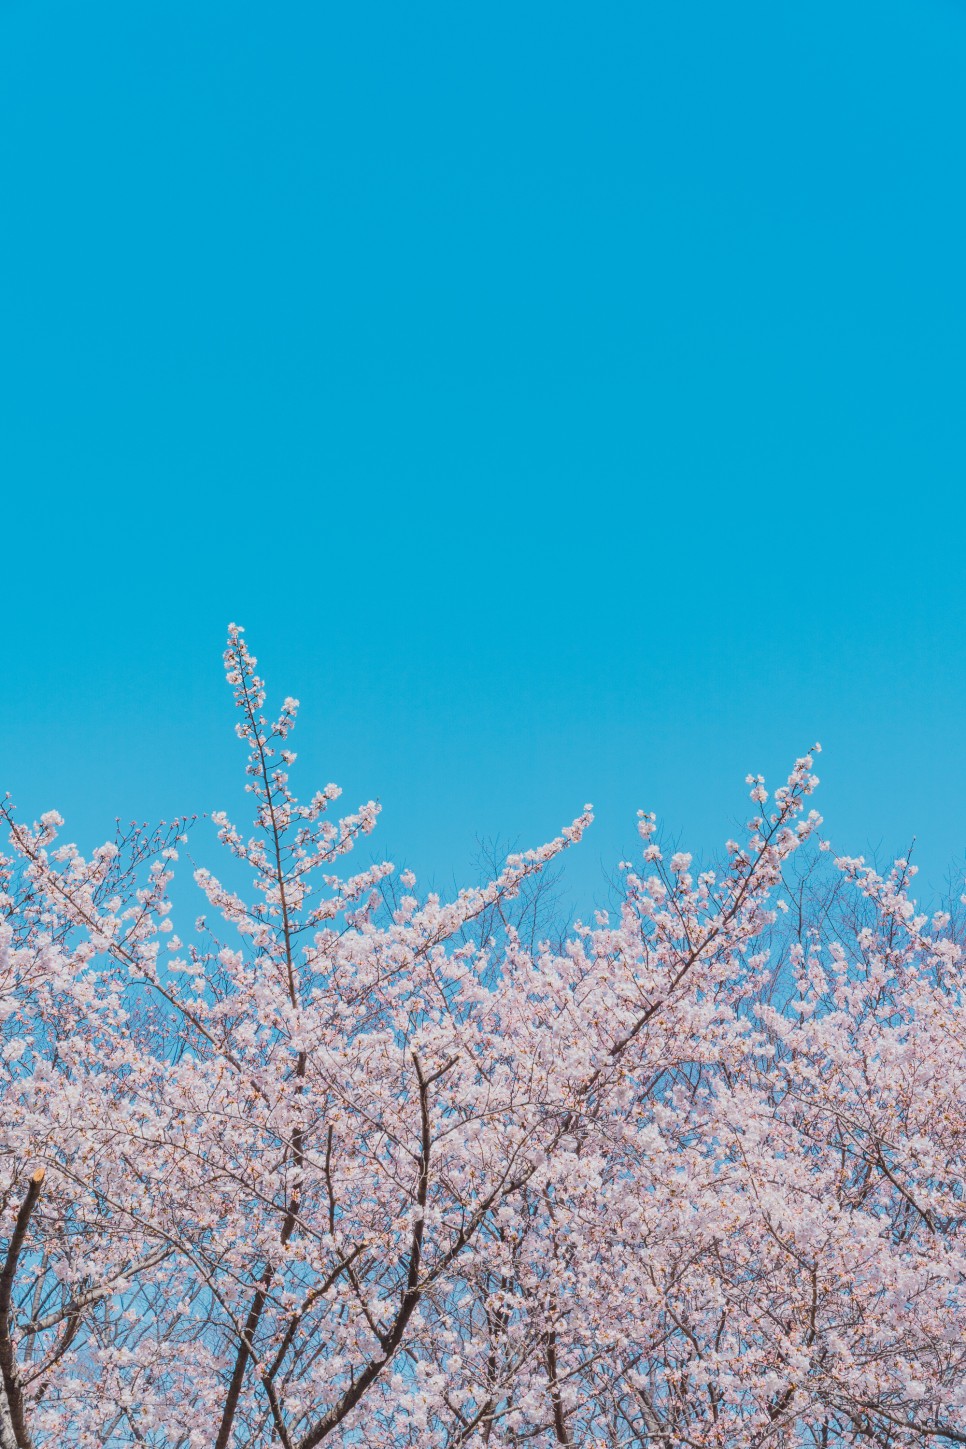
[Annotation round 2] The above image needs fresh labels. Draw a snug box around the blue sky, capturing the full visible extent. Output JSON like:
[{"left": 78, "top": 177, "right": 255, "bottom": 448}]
[{"left": 2, "top": 0, "right": 964, "bottom": 910}]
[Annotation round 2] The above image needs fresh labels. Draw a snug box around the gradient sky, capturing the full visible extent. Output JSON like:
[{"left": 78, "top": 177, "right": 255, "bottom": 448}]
[{"left": 2, "top": 0, "right": 965, "bottom": 913}]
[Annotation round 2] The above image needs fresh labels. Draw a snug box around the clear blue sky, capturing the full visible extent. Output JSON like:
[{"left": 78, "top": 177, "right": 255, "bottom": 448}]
[{"left": 2, "top": 0, "right": 964, "bottom": 910}]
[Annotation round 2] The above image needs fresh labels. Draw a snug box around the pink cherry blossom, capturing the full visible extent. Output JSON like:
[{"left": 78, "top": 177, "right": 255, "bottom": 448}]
[{"left": 0, "top": 634, "right": 962, "bottom": 1446}]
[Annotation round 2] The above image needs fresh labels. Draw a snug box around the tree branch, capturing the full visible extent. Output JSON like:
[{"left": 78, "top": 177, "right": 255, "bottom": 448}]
[{"left": 0, "top": 1170, "right": 44, "bottom": 1449}]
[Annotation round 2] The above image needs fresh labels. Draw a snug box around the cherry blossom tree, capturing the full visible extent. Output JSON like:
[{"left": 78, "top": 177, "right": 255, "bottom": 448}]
[{"left": 0, "top": 627, "right": 964, "bottom": 1447}]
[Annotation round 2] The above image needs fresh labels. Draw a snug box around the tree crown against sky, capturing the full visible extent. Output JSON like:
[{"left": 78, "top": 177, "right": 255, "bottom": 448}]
[
  {"left": 0, "top": 632, "right": 965, "bottom": 1447},
  {"left": 3, "top": 5, "right": 965, "bottom": 1443}
]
